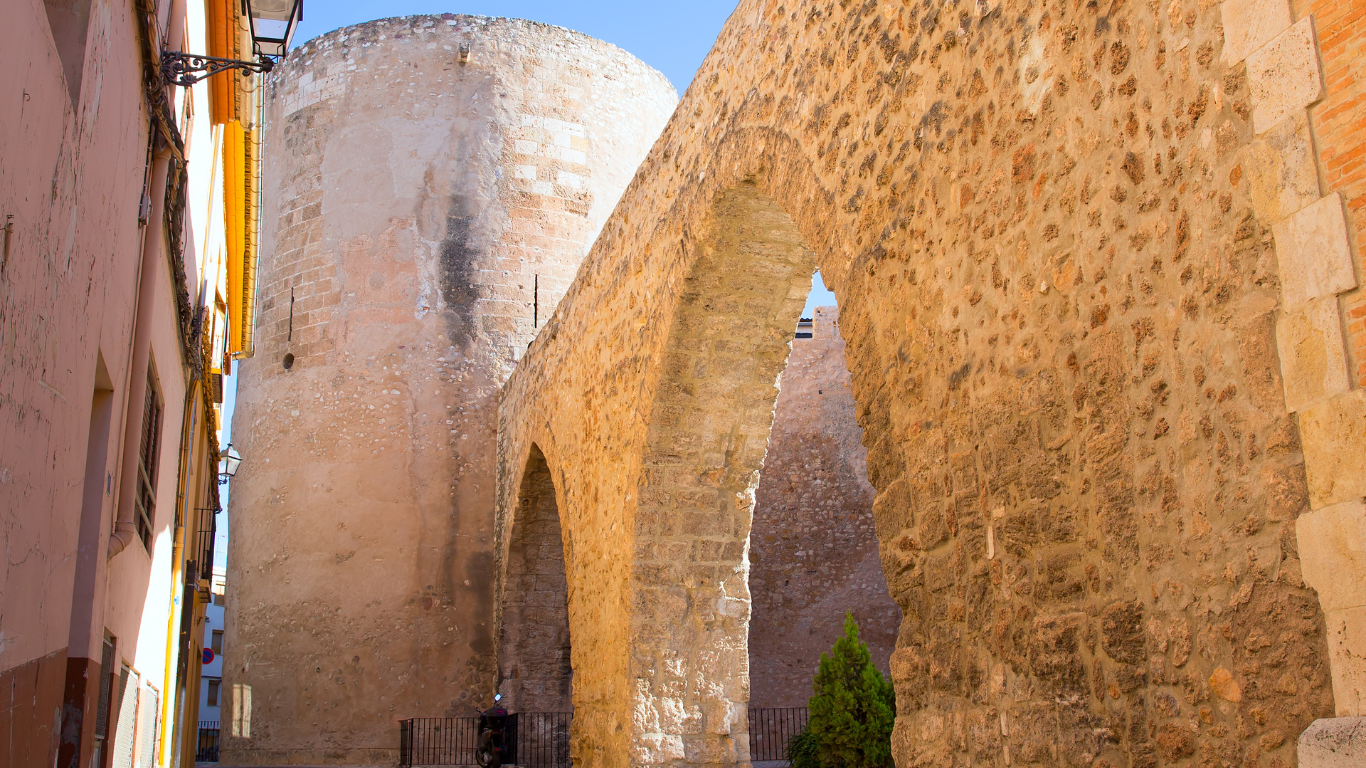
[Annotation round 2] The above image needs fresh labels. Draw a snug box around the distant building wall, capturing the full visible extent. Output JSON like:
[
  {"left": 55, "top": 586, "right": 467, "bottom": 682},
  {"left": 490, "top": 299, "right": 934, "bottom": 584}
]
[
  {"left": 747, "top": 307, "right": 901, "bottom": 708},
  {"left": 224, "top": 16, "right": 675, "bottom": 765}
]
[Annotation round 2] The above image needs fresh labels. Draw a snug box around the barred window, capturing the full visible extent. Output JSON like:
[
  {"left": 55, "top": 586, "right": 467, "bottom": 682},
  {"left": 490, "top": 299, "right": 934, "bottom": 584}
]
[{"left": 134, "top": 370, "right": 163, "bottom": 552}]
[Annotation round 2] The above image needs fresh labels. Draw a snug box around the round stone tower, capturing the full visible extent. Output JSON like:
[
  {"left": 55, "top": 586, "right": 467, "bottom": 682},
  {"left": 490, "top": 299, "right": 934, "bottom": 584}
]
[{"left": 221, "top": 16, "right": 675, "bottom": 765}]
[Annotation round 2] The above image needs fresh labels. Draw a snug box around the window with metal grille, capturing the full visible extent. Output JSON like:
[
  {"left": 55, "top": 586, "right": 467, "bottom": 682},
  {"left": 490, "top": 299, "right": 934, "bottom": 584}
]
[
  {"left": 138, "top": 683, "right": 159, "bottom": 768},
  {"left": 112, "top": 667, "right": 138, "bottom": 768},
  {"left": 133, "top": 370, "right": 163, "bottom": 551},
  {"left": 93, "top": 637, "right": 115, "bottom": 768}
]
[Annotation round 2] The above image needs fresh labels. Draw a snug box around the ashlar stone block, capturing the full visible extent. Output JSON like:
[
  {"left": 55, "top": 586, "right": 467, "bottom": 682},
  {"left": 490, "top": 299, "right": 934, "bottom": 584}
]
[
  {"left": 1220, "top": 0, "right": 1292, "bottom": 65},
  {"left": 1241, "top": 113, "right": 1322, "bottom": 223},
  {"left": 1246, "top": 17, "right": 1325, "bottom": 134},
  {"left": 1276, "top": 297, "right": 1350, "bottom": 412},
  {"left": 1299, "top": 389, "right": 1366, "bottom": 508},
  {"left": 1323, "top": 608, "right": 1366, "bottom": 717},
  {"left": 1299, "top": 717, "right": 1366, "bottom": 765},
  {"left": 1271, "top": 194, "right": 1359, "bottom": 309},
  {"left": 1298, "top": 499, "right": 1366, "bottom": 613},
  {"left": 1296, "top": 502, "right": 1366, "bottom": 717}
]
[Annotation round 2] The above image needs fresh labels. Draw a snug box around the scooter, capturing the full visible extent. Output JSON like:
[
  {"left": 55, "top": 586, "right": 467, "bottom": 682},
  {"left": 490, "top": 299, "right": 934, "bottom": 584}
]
[{"left": 476, "top": 694, "right": 511, "bottom": 768}]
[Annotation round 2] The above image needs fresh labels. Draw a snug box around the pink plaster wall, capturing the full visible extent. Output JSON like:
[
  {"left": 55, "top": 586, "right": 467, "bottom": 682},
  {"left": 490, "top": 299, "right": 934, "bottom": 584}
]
[{"left": 0, "top": 0, "right": 203, "bottom": 764}]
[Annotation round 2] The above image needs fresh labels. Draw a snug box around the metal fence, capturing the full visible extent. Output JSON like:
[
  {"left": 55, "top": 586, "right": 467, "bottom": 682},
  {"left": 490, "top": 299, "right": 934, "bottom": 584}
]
[
  {"left": 400, "top": 713, "right": 571, "bottom": 767},
  {"left": 514, "top": 712, "right": 571, "bottom": 768},
  {"left": 400, "top": 717, "right": 480, "bottom": 766},
  {"left": 748, "top": 707, "right": 809, "bottom": 762},
  {"left": 195, "top": 721, "right": 220, "bottom": 762},
  {"left": 401, "top": 709, "right": 805, "bottom": 765}
]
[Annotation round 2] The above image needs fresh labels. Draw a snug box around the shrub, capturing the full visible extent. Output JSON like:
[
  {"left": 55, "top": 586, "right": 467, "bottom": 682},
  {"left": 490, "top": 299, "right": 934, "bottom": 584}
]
[
  {"left": 785, "top": 726, "right": 821, "bottom": 768},
  {"left": 793, "top": 613, "right": 895, "bottom": 768}
]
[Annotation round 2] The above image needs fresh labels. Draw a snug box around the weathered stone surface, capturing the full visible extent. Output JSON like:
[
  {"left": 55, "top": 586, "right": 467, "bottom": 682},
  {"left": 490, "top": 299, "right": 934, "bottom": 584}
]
[
  {"left": 225, "top": 16, "right": 675, "bottom": 765},
  {"left": 1299, "top": 389, "right": 1366, "bottom": 508},
  {"left": 1323, "top": 609, "right": 1366, "bottom": 717},
  {"left": 1272, "top": 194, "right": 1359, "bottom": 308},
  {"left": 1242, "top": 113, "right": 1323, "bottom": 223},
  {"left": 1220, "top": 0, "right": 1293, "bottom": 65},
  {"left": 1298, "top": 717, "right": 1366, "bottom": 767},
  {"left": 1209, "top": 667, "right": 1244, "bottom": 702},
  {"left": 1276, "top": 297, "right": 1351, "bottom": 412},
  {"left": 1299, "top": 500, "right": 1366, "bottom": 613},
  {"left": 490, "top": 1, "right": 1337, "bottom": 765},
  {"left": 1300, "top": 502, "right": 1366, "bottom": 717},
  {"left": 1246, "top": 17, "right": 1326, "bottom": 133}
]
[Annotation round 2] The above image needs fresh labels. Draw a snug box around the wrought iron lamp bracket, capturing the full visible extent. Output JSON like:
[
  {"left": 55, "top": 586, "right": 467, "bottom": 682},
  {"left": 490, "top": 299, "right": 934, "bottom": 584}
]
[{"left": 161, "top": 51, "right": 274, "bottom": 87}]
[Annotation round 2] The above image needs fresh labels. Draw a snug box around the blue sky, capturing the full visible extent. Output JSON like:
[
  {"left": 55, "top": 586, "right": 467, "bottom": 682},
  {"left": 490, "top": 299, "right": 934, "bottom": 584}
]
[{"left": 292, "top": 1, "right": 738, "bottom": 93}]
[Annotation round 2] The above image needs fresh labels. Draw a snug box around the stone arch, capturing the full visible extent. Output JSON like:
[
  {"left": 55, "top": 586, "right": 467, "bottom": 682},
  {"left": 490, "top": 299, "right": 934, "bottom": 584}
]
[
  {"left": 629, "top": 183, "right": 835, "bottom": 763},
  {"left": 498, "top": 443, "right": 574, "bottom": 713},
  {"left": 495, "top": 1, "right": 1355, "bottom": 765}
]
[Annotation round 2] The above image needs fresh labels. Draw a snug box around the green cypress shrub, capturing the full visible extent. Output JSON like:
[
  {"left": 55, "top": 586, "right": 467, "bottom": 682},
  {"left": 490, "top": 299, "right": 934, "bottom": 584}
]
[{"left": 787, "top": 613, "right": 895, "bottom": 768}]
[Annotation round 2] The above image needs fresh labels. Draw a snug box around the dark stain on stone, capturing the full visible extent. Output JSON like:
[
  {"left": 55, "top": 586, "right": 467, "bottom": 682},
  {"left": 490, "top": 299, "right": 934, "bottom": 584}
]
[
  {"left": 948, "top": 361, "right": 972, "bottom": 391},
  {"left": 439, "top": 195, "right": 479, "bottom": 350}
]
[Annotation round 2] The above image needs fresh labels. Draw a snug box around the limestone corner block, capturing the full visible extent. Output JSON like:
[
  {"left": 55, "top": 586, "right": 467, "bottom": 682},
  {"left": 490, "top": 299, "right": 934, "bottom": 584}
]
[
  {"left": 1299, "top": 389, "right": 1366, "bottom": 508},
  {"left": 1276, "top": 297, "right": 1350, "bottom": 412},
  {"left": 1272, "top": 194, "right": 1359, "bottom": 309},
  {"left": 1246, "top": 17, "right": 1325, "bottom": 134},
  {"left": 1298, "top": 501, "right": 1366, "bottom": 715},
  {"left": 1241, "top": 113, "right": 1322, "bottom": 223},
  {"left": 1297, "top": 500, "right": 1366, "bottom": 613},
  {"left": 1220, "top": 0, "right": 1292, "bottom": 65},
  {"left": 1324, "top": 608, "right": 1366, "bottom": 716},
  {"left": 1298, "top": 717, "right": 1366, "bottom": 765}
]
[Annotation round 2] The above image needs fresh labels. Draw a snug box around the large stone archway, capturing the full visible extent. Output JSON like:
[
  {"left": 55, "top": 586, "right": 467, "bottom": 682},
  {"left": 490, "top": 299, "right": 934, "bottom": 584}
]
[
  {"left": 495, "top": 1, "right": 1366, "bottom": 766},
  {"left": 499, "top": 444, "right": 574, "bottom": 714}
]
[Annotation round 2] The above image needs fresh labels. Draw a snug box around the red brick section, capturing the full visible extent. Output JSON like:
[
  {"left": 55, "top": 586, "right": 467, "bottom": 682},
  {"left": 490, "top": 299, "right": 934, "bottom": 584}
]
[
  {"left": 1349, "top": 294, "right": 1366, "bottom": 382},
  {"left": 1298, "top": 0, "right": 1366, "bottom": 384}
]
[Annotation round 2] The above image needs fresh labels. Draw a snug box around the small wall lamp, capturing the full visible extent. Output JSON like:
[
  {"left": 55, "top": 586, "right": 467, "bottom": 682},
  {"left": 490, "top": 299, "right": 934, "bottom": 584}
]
[
  {"left": 162, "top": 0, "right": 303, "bottom": 86},
  {"left": 219, "top": 444, "right": 243, "bottom": 485}
]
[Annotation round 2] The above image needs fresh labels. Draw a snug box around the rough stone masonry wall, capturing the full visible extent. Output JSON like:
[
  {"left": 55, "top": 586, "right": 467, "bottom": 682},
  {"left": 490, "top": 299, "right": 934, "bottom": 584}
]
[
  {"left": 494, "top": 0, "right": 1366, "bottom": 766},
  {"left": 748, "top": 306, "right": 901, "bottom": 708},
  {"left": 224, "top": 16, "right": 674, "bottom": 765}
]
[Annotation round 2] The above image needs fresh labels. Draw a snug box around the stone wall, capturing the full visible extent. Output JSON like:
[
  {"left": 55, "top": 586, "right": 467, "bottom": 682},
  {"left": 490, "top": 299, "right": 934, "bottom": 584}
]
[
  {"left": 224, "top": 16, "right": 674, "bottom": 765},
  {"left": 747, "top": 306, "right": 900, "bottom": 708},
  {"left": 494, "top": 0, "right": 1366, "bottom": 765}
]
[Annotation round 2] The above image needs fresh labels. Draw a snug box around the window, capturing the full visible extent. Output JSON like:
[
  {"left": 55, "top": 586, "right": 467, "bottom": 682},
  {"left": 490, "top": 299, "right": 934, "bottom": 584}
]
[
  {"left": 206, "top": 679, "right": 221, "bottom": 707},
  {"left": 211, "top": 630, "right": 223, "bottom": 655},
  {"left": 133, "top": 369, "right": 163, "bottom": 551},
  {"left": 93, "top": 636, "right": 115, "bottom": 768},
  {"left": 138, "top": 683, "right": 160, "bottom": 768}
]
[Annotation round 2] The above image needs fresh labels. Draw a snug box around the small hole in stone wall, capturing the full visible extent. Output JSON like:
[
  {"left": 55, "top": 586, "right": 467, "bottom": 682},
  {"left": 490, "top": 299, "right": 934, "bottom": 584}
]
[{"left": 283, "top": 353, "right": 295, "bottom": 370}]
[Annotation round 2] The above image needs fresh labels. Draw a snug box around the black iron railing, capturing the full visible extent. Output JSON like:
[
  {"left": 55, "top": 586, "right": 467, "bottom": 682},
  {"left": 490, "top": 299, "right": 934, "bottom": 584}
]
[
  {"left": 748, "top": 707, "right": 809, "bottom": 762},
  {"left": 514, "top": 712, "right": 570, "bottom": 768},
  {"left": 399, "top": 713, "right": 571, "bottom": 767},
  {"left": 400, "top": 717, "right": 480, "bottom": 766},
  {"left": 196, "top": 721, "right": 220, "bottom": 762}
]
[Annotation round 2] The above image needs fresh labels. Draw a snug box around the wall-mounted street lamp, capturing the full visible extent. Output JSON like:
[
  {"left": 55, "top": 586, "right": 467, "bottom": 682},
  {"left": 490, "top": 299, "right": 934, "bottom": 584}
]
[
  {"left": 161, "top": 0, "right": 303, "bottom": 86},
  {"left": 219, "top": 444, "right": 243, "bottom": 485}
]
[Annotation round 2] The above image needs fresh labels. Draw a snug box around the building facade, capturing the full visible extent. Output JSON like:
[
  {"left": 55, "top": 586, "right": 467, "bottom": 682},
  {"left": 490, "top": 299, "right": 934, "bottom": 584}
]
[
  {"left": 222, "top": 16, "right": 676, "bottom": 765},
  {"left": 0, "top": 1, "right": 263, "bottom": 767},
  {"left": 197, "top": 568, "right": 227, "bottom": 762}
]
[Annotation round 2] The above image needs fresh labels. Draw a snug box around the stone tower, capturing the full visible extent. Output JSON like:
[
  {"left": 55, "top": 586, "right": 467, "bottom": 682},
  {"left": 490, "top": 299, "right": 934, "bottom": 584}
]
[{"left": 222, "top": 16, "right": 675, "bottom": 765}]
